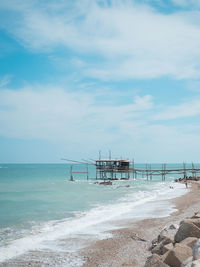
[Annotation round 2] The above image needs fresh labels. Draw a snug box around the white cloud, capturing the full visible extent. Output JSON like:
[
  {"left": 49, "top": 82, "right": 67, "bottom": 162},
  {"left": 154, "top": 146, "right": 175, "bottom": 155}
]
[
  {"left": 0, "top": 75, "right": 12, "bottom": 88},
  {"left": 153, "top": 99, "right": 200, "bottom": 120},
  {"left": 1, "top": 84, "right": 200, "bottom": 161},
  {"left": 0, "top": 85, "right": 153, "bottom": 143},
  {"left": 1, "top": 1, "right": 200, "bottom": 79},
  {"left": 171, "top": 0, "right": 200, "bottom": 8}
]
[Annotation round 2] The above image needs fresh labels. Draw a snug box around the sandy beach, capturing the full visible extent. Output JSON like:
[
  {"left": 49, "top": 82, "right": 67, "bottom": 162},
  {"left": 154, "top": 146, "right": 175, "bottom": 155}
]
[{"left": 82, "top": 181, "right": 200, "bottom": 267}]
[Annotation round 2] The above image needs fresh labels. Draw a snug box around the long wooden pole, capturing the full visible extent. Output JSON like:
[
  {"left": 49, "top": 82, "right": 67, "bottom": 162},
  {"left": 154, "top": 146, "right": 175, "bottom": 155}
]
[{"left": 70, "top": 165, "right": 73, "bottom": 181}]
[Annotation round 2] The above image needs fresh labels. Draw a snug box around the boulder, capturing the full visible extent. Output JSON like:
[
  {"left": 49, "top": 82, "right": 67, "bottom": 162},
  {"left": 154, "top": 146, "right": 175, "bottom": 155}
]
[
  {"left": 99, "top": 181, "right": 112, "bottom": 185},
  {"left": 191, "top": 212, "right": 200, "bottom": 219},
  {"left": 163, "top": 244, "right": 192, "bottom": 267},
  {"left": 181, "top": 256, "right": 192, "bottom": 267},
  {"left": 158, "top": 229, "right": 169, "bottom": 243},
  {"left": 180, "top": 237, "right": 198, "bottom": 249},
  {"left": 149, "top": 239, "right": 158, "bottom": 251},
  {"left": 152, "top": 242, "right": 163, "bottom": 255},
  {"left": 184, "top": 263, "right": 192, "bottom": 267},
  {"left": 191, "top": 259, "right": 200, "bottom": 267},
  {"left": 158, "top": 228, "right": 175, "bottom": 243},
  {"left": 183, "top": 219, "right": 200, "bottom": 229},
  {"left": 169, "top": 224, "right": 179, "bottom": 230},
  {"left": 163, "top": 243, "right": 174, "bottom": 255},
  {"left": 152, "top": 238, "right": 158, "bottom": 246},
  {"left": 193, "top": 239, "right": 200, "bottom": 260},
  {"left": 175, "top": 222, "right": 200, "bottom": 243},
  {"left": 162, "top": 237, "right": 174, "bottom": 246},
  {"left": 144, "top": 254, "right": 169, "bottom": 267},
  {"left": 152, "top": 237, "right": 173, "bottom": 255}
]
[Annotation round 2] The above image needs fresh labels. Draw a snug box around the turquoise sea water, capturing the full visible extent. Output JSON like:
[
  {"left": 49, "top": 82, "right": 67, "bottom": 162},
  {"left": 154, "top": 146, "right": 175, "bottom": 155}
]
[{"left": 0, "top": 163, "right": 194, "bottom": 265}]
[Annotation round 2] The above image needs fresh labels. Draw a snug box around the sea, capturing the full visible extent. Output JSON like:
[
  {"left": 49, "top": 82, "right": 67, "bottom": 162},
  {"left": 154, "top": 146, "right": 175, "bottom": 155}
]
[{"left": 0, "top": 163, "right": 194, "bottom": 266}]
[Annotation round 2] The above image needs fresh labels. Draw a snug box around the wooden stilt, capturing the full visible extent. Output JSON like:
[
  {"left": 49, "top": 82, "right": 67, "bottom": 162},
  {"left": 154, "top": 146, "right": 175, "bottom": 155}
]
[
  {"left": 146, "top": 164, "right": 148, "bottom": 180},
  {"left": 150, "top": 164, "right": 152, "bottom": 180},
  {"left": 183, "top": 162, "right": 187, "bottom": 179},
  {"left": 86, "top": 164, "right": 88, "bottom": 180},
  {"left": 70, "top": 165, "right": 73, "bottom": 181}
]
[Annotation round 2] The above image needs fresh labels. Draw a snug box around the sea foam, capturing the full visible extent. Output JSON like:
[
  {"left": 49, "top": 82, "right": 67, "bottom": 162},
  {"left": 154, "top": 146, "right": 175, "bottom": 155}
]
[{"left": 0, "top": 181, "right": 186, "bottom": 263}]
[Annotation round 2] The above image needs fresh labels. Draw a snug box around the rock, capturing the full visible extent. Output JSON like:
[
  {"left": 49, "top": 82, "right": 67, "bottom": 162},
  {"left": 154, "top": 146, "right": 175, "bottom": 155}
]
[
  {"left": 149, "top": 238, "right": 157, "bottom": 251},
  {"left": 180, "top": 237, "right": 198, "bottom": 249},
  {"left": 181, "top": 256, "right": 192, "bottom": 267},
  {"left": 162, "top": 237, "right": 174, "bottom": 246},
  {"left": 191, "top": 259, "right": 200, "bottom": 267},
  {"left": 169, "top": 224, "right": 179, "bottom": 230},
  {"left": 193, "top": 239, "right": 200, "bottom": 260},
  {"left": 158, "top": 228, "right": 175, "bottom": 243},
  {"left": 158, "top": 229, "right": 169, "bottom": 243},
  {"left": 191, "top": 212, "right": 200, "bottom": 219},
  {"left": 152, "top": 237, "right": 173, "bottom": 255},
  {"left": 183, "top": 219, "right": 200, "bottom": 229},
  {"left": 152, "top": 242, "right": 164, "bottom": 255},
  {"left": 99, "top": 181, "right": 112, "bottom": 185},
  {"left": 163, "top": 243, "right": 174, "bottom": 255},
  {"left": 175, "top": 222, "right": 200, "bottom": 243},
  {"left": 144, "top": 254, "right": 169, "bottom": 267},
  {"left": 163, "top": 244, "right": 192, "bottom": 267},
  {"left": 150, "top": 239, "right": 158, "bottom": 251},
  {"left": 152, "top": 238, "right": 158, "bottom": 246}
]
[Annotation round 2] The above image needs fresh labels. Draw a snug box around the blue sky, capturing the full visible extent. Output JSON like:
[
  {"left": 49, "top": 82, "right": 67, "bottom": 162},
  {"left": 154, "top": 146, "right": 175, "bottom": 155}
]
[{"left": 1, "top": 0, "right": 200, "bottom": 163}]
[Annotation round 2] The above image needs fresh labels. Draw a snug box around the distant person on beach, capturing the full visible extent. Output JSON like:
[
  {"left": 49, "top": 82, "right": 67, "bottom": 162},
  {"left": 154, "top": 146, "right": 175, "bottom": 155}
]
[{"left": 185, "top": 181, "right": 188, "bottom": 188}]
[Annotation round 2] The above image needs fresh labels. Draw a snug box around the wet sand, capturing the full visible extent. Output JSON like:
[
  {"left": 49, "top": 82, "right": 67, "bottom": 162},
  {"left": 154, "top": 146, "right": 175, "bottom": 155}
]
[{"left": 82, "top": 181, "right": 200, "bottom": 267}]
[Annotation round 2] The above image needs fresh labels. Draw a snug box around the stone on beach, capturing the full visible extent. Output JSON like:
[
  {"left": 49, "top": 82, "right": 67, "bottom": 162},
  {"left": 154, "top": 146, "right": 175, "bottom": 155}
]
[
  {"left": 144, "top": 184, "right": 200, "bottom": 267},
  {"left": 181, "top": 256, "right": 192, "bottom": 267},
  {"left": 163, "top": 243, "right": 174, "bottom": 255},
  {"left": 163, "top": 243, "right": 193, "bottom": 267},
  {"left": 158, "top": 228, "right": 175, "bottom": 243},
  {"left": 99, "top": 181, "right": 112, "bottom": 185},
  {"left": 193, "top": 239, "right": 200, "bottom": 260},
  {"left": 174, "top": 221, "right": 200, "bottom": 243},
  {"left": 191, "top": 212, "right": 200, "bottom": 219},
  {"left": 180, "top": 237, "right": 198, "bottom": 249},
  {"left": 158, "top": 225, "right": 177, "bottom": 243},
  {"left": 158, "top": 229, "right": 169, "bottom": 243},
  {"left": 144, "top": 254, "right": 169, "bottom": 267},
  {"left": 169, "top": 224, "right": 179, "bottom": 230},
  {"left": 182, "top": 219, "right": 200, "bottom": 229},
  {"left": 152, "top": 237, "right": 173, "bottom": 255},
  {"left": 191, "top": 259, "right": 200, "bottom": 267},
  {"left": 182, "top": 259, "right": 200, "bottom": 267}
]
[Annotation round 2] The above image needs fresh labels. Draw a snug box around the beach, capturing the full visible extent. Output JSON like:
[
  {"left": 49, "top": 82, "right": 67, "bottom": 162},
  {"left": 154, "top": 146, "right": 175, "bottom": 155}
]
[
  {"left": 2, "top": 0, "right": 200, "bottom": 265},
  {"left": 82, "top": 181, "right": 200, "bottom": 267},
  {"left": 0, "top": 164, "right": 200, "bottom": 267}
]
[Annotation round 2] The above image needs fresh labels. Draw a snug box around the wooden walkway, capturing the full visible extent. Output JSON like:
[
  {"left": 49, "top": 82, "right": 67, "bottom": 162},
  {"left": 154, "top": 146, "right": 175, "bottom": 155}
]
[
  {"left": 131, "top": 163, "right": 200, "bottom": 181},
  {"left": 61, "top": 158, "right": 200, "bottom": 181}
]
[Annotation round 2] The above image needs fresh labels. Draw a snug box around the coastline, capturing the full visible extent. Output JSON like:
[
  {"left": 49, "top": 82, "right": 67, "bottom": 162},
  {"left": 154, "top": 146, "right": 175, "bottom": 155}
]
[
  {"left": 0, "top": 181, "right": 199, "bottom": 267},
  {"left": 82, "top": 181, "right": 200, "bottom": 267}
]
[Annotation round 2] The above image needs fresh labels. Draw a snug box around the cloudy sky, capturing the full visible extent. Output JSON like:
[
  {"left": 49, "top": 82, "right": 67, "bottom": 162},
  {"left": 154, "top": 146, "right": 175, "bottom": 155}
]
[{"left": 1, "top": 0, "right": 200, "bottom": 163}]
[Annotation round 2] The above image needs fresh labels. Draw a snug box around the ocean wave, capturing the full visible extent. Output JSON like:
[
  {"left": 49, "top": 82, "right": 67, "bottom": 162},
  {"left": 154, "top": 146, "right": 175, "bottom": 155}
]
[{"left": 0, "top": 181, "right": 186, "bottom": 263}]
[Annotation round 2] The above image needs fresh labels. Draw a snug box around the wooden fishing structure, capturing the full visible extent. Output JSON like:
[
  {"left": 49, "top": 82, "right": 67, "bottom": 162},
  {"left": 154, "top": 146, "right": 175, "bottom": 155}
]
[
  {"left": 61, "top": 153, "right": 200, "bottom": 182},
  {"left": 61, "top": 158, "right": 89, "bottom": 181}
]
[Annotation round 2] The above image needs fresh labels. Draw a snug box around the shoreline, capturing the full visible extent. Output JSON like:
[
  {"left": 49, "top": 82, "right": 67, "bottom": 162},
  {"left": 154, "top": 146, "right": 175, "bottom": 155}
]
[
  {"left": 82, "top": 181, "right": 200, "bottom": 267},
  {"left": 0, "top": 181, "right": 199, "bottom": 266}
]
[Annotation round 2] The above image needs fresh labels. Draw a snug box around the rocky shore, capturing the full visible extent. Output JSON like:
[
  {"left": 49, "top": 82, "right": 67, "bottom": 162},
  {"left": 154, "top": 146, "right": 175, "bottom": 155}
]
[
  {"left": 82, "top": 181, "right": 200, "bottom": 267},
  {"left": 145, "top": 211, "right": 200, "bottom": 267}
]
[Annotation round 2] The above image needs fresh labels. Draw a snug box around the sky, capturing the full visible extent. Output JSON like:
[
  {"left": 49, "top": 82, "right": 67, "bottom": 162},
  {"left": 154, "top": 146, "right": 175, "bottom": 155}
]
[{"left": 1, "top": 0, "right": 200, "bottom": 163}]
